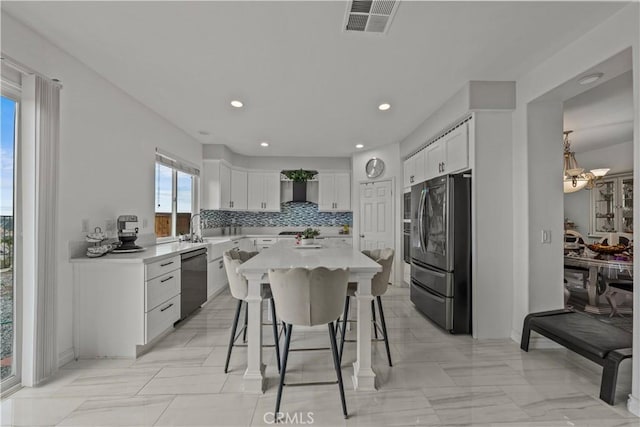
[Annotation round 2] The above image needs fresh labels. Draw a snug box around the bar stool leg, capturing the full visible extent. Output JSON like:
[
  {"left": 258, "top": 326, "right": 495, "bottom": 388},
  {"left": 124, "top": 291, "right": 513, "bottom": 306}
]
[
  {"left": 377, "top": 296, "right": 392, "bottom": 367},
  {"left": 371, "top": 299, "right": 379, "bottom": 339},
  {"left": 275, "top": 323, "right": 293, "bottom": 422},
  {"left": 242, "top": 302, "right": 248, "bottom": 343},
  {"left": 338, "top": 296, "right": 350, "bottom": 363},
  {"left": 270, "top": 299, "right": 281, "bottom": 373},
  {"left": 224, "top": 299, "right": 243, "bottom": 373},
  {"left": 328, "top": 323, "right": 348, "bottom": 419}
]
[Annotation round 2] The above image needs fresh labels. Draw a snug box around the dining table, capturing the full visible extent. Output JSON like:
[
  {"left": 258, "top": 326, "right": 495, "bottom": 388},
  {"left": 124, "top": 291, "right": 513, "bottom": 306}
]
[
  {"left": 236, "top": 239, "right": 382, "bottom": 393},
  {"left": 564, "top": 251, "right": 633, "bottom": 314}
]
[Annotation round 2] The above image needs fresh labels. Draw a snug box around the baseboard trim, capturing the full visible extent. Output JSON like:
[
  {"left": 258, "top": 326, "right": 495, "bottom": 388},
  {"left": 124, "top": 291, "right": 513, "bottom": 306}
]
[
  {"left": 58, "top": 347, "right": 75, "bottom": 368},
  {"left": 628, "top": 394, "right": 640, "bottom": 417}
]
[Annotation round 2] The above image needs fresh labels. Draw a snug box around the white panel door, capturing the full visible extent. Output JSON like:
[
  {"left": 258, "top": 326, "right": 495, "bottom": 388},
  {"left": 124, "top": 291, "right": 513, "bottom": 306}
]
[
  {"left": 359, "top": 181, "right": 393, "bottom": 251},
  {"left": 219, "top": 162, "right": 232, "bottom": 209},
  {"left": 334, "top": 173, "right": 351, "bottom": 211},
  {"left": 318, "top": 173, "right": 335, "bottom": 211},
  {"left": 264, "top": 172, "right": 281, "bottom": 211},
  {"left": 246, "top": 172, "right": 263, "bottom": 210},
  {"left": 230, "top": 169, "right": 247, "bottom": 210},
  {"left": 444, "top": 123, "right": 469, "bottom": 174}
]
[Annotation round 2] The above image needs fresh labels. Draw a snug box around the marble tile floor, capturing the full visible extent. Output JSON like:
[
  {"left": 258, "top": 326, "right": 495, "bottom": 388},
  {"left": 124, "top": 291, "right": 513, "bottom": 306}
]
[{"left": 2, "top": 286, "right": 637, "bottom": 426}]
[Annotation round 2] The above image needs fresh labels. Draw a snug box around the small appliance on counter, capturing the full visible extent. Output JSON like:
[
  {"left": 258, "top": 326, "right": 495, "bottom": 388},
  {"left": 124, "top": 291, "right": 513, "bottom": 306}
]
[{"left": 111, "top": 215, "right": 145, "bottom": 253}]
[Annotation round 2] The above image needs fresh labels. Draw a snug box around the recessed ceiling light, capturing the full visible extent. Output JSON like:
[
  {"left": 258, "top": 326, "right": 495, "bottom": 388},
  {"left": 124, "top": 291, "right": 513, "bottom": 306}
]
[
  {"left": 578, "top": 73, "right": 604, "bottom": 85},
  {"left": 260, "top": 142, "right": 269, "bottom": 147},
  {"left": 230, "top": 100, "right": 244, "bottom": 108},
  {"left": 378, "top": 103, "right": 391, "bottom": 111},
  {"left": 198, "top": 130, "right": 210, "bottom": 136},
  {"left": 355, "top": 144, "right": 364, "bottom": 149}
]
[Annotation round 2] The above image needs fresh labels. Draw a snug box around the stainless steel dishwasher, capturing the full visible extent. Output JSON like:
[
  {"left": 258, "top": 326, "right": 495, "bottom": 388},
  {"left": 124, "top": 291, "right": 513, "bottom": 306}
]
[{"left": 180, "top": 248, "right": 208, "bottom": 320}]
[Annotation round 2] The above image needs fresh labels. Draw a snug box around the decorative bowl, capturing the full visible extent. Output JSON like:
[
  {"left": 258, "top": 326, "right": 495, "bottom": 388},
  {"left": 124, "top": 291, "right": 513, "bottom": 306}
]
[{"left": 586, "top": 243, "right": 627, "bottom": 255}]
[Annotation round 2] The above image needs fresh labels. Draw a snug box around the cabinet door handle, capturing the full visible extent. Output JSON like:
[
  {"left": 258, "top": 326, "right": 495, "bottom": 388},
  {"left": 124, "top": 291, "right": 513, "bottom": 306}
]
[
  {"left": 160, "top": 303, "right": 174, "bottom": 312},
  {"left": 442, "top": 162, "right": 445, "bottom": 172},
  {"left": 219, "top": 261, "right": 224, "bottom": 269},
  {"left": 160, "top": 261, "right": 174, "bottom": 267},
  {"left": 160, "top": 275, "right": 174, "bottom": 283}
]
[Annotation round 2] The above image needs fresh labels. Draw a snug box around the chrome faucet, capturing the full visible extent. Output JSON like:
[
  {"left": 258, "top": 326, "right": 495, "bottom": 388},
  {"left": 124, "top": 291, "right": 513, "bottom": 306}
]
[{"left": 190, "top": 213, "right": 203, "bottom": 243}]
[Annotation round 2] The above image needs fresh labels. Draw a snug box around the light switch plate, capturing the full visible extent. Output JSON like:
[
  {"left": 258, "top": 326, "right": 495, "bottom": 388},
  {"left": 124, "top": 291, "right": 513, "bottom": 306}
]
[
  {"left": 81, "top": 219, "right": 89, "bottom": 233},
  {"left": 541, "top": 230, "right": 552, "bottom": 244}
]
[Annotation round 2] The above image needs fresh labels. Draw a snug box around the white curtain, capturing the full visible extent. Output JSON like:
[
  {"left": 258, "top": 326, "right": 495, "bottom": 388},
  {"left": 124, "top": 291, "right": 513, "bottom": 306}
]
[{"left": 21, "top": 74, "right": 61, "bottom": 385}]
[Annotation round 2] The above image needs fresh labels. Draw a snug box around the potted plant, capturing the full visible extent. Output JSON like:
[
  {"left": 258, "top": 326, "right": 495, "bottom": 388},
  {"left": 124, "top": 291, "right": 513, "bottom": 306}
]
[
  {"left": 283, "top": 169, "right": 317, "bottom": 202},
  {"left": 298, "top": 227, "right": 320, "bottom": 245}
]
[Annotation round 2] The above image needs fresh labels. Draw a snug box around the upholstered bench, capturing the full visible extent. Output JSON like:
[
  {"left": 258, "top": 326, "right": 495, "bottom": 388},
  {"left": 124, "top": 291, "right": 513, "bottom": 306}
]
[{"left": 520, "top": 309, "right": 632, "bottom": 405}]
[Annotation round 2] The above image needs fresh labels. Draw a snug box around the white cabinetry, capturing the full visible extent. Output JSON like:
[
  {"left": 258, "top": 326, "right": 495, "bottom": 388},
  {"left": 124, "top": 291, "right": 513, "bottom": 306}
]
[
  {"left": 318, "top": 173, "right": 351, "bottom": 211},
  {"left": 423, "top": 122, "right": 469, "bottom": 182},
  {"left": 255, "top": 237, "right": 277, "bottom": 251},
  {"left": 403, "top": 156, "right": 415, "bottom": 188},
  {"left": 202, "top": 160, "right": 247, "bottom": 210},
  {"left": 247, "top": 172, "right": 281, "bottom": 211},
  {"left": 73, "top": 255, "right": 184, "bottom": 358}
]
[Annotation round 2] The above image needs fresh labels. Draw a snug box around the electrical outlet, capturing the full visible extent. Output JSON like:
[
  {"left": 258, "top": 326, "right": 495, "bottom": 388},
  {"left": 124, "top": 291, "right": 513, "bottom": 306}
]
[
  {"left": 541, "top": 230, "right": 552, "bottom": 244},
  {"left": 105, "top": 219, "right": 116, "bottom": 232}
]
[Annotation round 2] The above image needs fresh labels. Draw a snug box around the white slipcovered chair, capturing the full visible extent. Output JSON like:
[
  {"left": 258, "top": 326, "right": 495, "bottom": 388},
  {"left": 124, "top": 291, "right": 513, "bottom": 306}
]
[
  {"left": 223, "top": 250, "right": 281, "bottom": 373},
  {"left": 268, "top": 267, "right": 350, "bottom": 420}
]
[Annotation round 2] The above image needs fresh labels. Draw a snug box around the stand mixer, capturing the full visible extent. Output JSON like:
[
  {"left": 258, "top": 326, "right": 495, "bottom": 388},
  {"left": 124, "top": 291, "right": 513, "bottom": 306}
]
[{"left": 111, "top": 215, "right": 145, "bottom": 253}]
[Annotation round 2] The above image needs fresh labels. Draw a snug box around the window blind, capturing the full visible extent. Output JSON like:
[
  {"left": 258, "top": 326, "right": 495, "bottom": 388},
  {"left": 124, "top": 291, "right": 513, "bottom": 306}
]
[{"left": 155, "top": 148, "right": 200, "bottom": 176}]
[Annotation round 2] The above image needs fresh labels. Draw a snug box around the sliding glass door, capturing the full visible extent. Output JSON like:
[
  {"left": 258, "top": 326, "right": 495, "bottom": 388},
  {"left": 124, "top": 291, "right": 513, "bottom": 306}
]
[{"left": 1, "top": 94, "right": 19, "bottom": 390}]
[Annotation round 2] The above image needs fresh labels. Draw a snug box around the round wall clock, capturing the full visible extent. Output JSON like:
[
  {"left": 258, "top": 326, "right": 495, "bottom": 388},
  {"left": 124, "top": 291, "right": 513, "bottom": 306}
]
[{"left": 365, "top": 157, "right": 385, "bottom": 179}]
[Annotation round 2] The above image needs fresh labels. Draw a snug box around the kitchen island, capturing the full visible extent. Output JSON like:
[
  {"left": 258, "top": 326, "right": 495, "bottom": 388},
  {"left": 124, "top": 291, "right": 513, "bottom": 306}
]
[{"left": 237, "top": 239, "right": 381, "bottom": 393}]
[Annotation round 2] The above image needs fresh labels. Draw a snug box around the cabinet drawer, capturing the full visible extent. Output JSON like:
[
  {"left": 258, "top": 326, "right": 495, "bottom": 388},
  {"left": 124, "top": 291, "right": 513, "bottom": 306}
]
[
  {"left": 256, "top": 237, "right": 276, "bottom": 244},
  {"left": 146, "top": 295, "right": 180, "bottom": 343},
  {"left": 146, "top": 255, "right": 180, "bottom": 281},
  {"left": 146, "top": 270, "right": 181, "bottom": 312}
]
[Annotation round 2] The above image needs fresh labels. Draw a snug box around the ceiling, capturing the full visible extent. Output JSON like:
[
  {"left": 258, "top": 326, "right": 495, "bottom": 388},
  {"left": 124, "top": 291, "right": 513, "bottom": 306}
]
[
  {"left": 563, "top": 70, "right": 634, "bottom": 153},
  {"left": 2, "top": 1, "right": 628, "bottom": 157}
]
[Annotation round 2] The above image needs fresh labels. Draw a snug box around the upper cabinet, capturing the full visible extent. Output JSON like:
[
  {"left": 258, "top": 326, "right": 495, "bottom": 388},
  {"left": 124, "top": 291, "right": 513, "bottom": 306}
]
[
  {"left": 247, "top": 172, "right": 281, "bottom": 212},
  {"left": 403, "top": 156, "right": 416, "bottom": 188},
  {"left": 409, "top": 122, "right": 469, "bottom": 184},
  {"left": 590, "top": 173, "right": 633, "bottom": 236},
  {"left": 202, "top": 160, "right": 248, "bottom": 210},
  {"left": 318, "top": 172, "right": 351, "bottom": 211}
]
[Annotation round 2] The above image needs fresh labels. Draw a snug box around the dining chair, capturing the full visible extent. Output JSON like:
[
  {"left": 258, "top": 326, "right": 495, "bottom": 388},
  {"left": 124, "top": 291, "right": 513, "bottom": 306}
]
[
  {"left": 223, "top": 250, "right": 281, "bottom": 374},
  {"left": 268, "top": 267, "right": 350, "bottom": 420},
  {"left": 337, "top": 248, "right": 394, "bottom": 367}
]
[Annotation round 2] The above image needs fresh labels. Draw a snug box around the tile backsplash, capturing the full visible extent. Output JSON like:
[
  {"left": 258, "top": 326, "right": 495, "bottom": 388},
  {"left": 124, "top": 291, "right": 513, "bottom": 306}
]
[{"left": 201, "top": 202, "right": 352, "bottom": 228}]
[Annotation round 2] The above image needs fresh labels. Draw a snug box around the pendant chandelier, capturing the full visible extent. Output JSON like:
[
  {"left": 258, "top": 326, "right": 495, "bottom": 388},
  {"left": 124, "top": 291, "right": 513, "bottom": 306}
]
[{"left": 563, "top": 130, "right": 610, "bottom": 193}]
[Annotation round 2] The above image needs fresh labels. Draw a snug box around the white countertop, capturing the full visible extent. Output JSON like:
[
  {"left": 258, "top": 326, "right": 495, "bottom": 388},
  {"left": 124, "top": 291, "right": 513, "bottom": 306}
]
[
  {"left": 70, "top": 242, "right": 211, "bottom": 264},
  {"left": 237, "top": 240, "right": 380, "bottom": 273},
  {"left": 70, "top": 233, "right": 354, "bottom": 264}
]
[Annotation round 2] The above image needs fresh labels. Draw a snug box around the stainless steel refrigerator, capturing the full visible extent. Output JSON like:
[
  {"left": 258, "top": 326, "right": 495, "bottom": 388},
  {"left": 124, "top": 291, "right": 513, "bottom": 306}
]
[{"left": 410, "top": 173, "right": 471, "bottom": 334}]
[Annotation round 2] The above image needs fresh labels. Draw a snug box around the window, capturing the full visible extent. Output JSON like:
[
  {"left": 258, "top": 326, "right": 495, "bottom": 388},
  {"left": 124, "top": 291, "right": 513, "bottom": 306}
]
[
  {"left": 155, "top": 151, "right": 198, "bottom": 239},
  {"left": 1, "top": 93, "right": 19, "bottom": 389}
]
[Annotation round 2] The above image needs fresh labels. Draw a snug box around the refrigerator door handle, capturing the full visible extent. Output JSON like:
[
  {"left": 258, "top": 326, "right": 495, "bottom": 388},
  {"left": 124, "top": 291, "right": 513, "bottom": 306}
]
[{"left": 418, "top": 188, "right": 427, "bottom": 253}]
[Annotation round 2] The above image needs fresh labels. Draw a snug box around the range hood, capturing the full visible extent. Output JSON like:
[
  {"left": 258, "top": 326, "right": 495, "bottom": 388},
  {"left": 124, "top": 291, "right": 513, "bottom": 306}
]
[{"left": 281, "top": 169, "right": 318, "bottom": 202}]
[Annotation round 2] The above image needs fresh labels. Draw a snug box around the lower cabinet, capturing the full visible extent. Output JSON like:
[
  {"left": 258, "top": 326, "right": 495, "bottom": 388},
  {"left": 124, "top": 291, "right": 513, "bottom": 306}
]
[
  {"left": 73, "top": 256, "right": 183, "bottom": 358},
  {"left": 207, "top": 256, "right": 227, "bottom": 298},
  {"left": 145, "top": 294, "right": 180, "bottom": 343}
]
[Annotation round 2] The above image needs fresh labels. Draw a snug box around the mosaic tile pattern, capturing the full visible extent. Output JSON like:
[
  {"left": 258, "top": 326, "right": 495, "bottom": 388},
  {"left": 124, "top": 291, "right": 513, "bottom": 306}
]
[{"left": 200, "top": 202, "right": 352, "bottom": 228}]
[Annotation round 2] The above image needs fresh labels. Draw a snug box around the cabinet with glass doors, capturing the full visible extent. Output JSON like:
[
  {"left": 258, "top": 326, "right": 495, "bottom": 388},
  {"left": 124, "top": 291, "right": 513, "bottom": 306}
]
[{"left": 590, "top": 173, "right": 633, "bottom": 236}]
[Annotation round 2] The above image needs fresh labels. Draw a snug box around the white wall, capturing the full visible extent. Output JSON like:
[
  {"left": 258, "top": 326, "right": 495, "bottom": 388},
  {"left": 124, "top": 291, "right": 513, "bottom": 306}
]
[
  {"left": 510, "top": 2, "right": 639, "bottom": 415},
  {"left": 1, "top": 12, "right": 203, "bottom": 366},
  {"left": 351, "top": 143, "right": 402, "bottom": 284},
  {"left": 564, "top": 141, "right": 633, "bottom": 235}
]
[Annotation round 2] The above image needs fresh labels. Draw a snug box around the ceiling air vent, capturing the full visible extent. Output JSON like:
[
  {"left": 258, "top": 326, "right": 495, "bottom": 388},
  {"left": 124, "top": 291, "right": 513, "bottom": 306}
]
[{"left": 344, "top": 0, "right": 399, "bottom": 34}]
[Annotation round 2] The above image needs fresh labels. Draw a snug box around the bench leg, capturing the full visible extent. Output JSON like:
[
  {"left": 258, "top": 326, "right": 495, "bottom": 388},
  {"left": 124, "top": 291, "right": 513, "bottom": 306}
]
[
  {"left": 520, "top": 321, "right": 532, "bottom": 352},
  {"left": 600, "top": 357, "right": 620, "bottom": 405}
]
